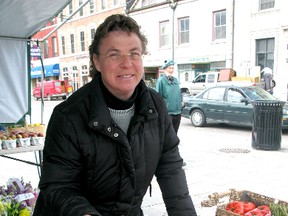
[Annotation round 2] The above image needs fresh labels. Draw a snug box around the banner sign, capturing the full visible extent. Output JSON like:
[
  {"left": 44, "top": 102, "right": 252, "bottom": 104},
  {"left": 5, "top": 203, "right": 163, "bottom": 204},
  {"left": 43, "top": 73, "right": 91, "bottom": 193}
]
[{"left": 30, "top": 45, "right": 41, "bottom": 57}]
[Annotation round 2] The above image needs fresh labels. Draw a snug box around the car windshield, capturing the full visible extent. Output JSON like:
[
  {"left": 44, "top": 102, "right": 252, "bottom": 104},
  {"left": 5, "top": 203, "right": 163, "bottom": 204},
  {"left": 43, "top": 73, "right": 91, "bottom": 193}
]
[{"left": 242, "top": 87, "right": 277, "bottom": 100}]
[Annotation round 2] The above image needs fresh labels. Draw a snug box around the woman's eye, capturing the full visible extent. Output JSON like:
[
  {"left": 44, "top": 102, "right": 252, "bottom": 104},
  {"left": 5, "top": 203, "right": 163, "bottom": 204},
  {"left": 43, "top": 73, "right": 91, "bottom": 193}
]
[
  {"left": 131, "top": 52, "right": 141, "bottom": 59},
  {"left": 109, "top": 53, "right": 119, "bottom": 57}
]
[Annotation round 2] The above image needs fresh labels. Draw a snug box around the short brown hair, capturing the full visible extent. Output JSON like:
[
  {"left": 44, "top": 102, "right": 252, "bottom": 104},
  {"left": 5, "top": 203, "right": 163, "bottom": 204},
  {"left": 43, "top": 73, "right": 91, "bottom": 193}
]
[{"left": 89, "top": 14, "right": 148, "bottom": 78}]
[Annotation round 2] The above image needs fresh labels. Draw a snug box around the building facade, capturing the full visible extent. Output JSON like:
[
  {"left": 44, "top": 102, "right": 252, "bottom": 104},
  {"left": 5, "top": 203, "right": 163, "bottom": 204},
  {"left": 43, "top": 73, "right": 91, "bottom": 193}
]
[
  {"left": 32, "top": 0, "right": 288, "bottom": 99},
  {"left": 128, "top": 0, "right": 288, "bottom": 99},
  {"left": 57, "top": 0, "right": 126, "bottom": 92}
]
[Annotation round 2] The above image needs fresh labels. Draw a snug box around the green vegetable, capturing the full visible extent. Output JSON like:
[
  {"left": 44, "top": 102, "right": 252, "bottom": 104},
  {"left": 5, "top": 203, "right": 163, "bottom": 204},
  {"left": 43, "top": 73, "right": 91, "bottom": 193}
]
[{"left": 269, "top": 203, "right": 288, "bottom": 216}]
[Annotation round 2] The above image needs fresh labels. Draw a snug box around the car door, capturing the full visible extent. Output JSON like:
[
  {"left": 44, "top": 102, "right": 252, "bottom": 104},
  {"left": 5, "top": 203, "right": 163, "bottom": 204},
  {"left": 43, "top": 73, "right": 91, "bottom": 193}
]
[
  {"left": 224, "top": 87, "right": 253, "bottom": 125},
  {"left": 200, "top": 87, "right": 226, "bottom": 122}
]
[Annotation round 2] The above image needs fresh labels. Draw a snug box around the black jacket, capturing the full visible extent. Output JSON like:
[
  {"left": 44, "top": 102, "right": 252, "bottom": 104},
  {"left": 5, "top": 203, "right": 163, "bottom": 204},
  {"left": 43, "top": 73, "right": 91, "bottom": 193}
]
[{"left": 33, "top": 74, "right": 196, "bottom": 216}]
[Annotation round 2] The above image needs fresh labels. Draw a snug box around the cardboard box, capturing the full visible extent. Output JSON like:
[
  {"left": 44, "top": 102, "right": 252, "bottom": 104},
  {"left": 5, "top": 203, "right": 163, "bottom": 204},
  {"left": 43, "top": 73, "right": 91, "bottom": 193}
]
[
  {"left": 231, "top": 76, "right": 259, "bottom": 83},
  {"left": 219, "top": 69, "right": 236, "bottom": 81}
]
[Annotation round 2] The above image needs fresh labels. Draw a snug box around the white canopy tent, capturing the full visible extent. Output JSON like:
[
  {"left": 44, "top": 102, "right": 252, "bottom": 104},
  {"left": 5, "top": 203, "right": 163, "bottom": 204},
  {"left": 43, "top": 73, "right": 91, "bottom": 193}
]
[{"left": 0, "top": 0, "right": 72, "bottom": 124}]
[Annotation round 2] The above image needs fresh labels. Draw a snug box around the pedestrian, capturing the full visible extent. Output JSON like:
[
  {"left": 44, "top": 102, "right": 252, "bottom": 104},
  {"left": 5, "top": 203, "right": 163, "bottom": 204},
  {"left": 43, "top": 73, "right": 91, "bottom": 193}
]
[
  {"left": 261, "top": 67, "right": 275, "bottom": 94},
  {"left": 33, "top": 14, "right": 197, "bottom": 216},
  {"left": 156, "top": 60, "right": 184, "bottom": 134}
]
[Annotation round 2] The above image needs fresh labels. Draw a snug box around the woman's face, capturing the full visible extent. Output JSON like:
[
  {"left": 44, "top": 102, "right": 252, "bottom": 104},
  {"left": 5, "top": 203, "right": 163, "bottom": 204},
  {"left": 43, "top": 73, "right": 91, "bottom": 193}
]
[
  {"left": 164, "top": 66, "right": 174, "bottom": 76},
  {"left": 93, "top": 31, "right": 144, "bottom": 101}
]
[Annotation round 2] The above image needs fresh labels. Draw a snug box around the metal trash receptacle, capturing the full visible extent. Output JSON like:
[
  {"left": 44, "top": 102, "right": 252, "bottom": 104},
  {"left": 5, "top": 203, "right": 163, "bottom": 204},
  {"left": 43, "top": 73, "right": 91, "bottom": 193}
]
[{"left": 251, "top": 100, "right": 285, "bottom": 150}]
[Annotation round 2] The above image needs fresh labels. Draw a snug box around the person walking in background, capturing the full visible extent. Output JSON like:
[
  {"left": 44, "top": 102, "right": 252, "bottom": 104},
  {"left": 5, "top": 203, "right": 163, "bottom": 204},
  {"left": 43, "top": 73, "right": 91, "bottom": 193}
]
[
  {"left": 156, "top": 60, "right": 184, "bottom": 134},
  {"left": 261, "top": 67, "right": 275, "bottom": 94},
  {"left": 33, "top": 14, "right": 197, "bottom": 216}
]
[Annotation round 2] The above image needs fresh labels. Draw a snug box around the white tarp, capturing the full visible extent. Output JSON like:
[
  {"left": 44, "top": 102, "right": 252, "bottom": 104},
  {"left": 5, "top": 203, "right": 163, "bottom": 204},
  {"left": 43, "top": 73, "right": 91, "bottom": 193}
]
[
  {"left": 0, "top": 0, "right": 72, "bottom": 124},
  {"left": 0, "top": 0, "right": 72, "bottom": 39},
  {"left": 0, "top": 39, "right": 28, "bottom": 123}
]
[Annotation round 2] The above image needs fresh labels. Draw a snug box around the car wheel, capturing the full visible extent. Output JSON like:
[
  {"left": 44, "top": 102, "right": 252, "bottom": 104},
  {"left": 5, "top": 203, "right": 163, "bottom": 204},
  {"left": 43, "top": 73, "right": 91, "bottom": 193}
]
[{"left": 190, "top": 109, "right": 206, "bottom": 127}]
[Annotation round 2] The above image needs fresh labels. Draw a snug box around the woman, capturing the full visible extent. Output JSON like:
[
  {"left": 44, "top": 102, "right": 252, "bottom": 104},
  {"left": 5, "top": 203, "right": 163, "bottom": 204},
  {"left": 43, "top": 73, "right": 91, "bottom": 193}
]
[
  {"left": 156, "top": 60, "right": 183, "bottom": 134},
  {"left": 33, "top": 14, "right": 196, "bottom": 216}
]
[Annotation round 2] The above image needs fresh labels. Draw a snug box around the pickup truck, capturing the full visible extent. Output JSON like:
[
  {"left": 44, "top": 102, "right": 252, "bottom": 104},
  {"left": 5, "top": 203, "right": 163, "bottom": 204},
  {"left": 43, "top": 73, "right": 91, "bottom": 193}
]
[
  {"left": 180, "top": 71, "right": 260, "bottom": 95},
  {"left": 180, "top": 72, "right": 220, "bottom": 95}
]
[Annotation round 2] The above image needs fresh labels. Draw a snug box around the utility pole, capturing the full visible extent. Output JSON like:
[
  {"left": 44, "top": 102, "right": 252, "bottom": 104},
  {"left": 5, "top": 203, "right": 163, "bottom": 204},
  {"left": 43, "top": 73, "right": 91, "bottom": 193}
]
[{"left": 169, "top": 0, "right": 178, "bottom": 62}]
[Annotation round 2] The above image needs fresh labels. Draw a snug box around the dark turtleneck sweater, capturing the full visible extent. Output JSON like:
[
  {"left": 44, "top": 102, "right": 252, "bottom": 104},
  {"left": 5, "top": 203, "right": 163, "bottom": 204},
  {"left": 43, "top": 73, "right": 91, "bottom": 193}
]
[{"left": 99, "top": 78, "right": 138, "bottom": 110}]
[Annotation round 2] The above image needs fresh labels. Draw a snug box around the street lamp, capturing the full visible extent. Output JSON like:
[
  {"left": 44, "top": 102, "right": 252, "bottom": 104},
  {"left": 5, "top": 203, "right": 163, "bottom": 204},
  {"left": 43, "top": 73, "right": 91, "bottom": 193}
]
[{"left": 169, "top": 0, "right": 178, "bottom": 62}]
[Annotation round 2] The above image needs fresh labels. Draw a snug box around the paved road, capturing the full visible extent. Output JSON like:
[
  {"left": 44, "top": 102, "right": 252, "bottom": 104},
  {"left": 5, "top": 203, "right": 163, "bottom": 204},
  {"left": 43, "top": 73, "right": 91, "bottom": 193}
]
[
  {"left": 143, "top": 118, "right": 288, "bottom": 215},
  {"left": 1, "top": 99, "right": 288, "bottom": 215}
]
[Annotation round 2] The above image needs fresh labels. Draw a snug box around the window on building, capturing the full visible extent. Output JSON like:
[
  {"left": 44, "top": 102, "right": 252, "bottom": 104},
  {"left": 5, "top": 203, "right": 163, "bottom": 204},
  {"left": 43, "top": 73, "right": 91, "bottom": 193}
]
[
  {"left": 62, "top": 67, "right": 69, "bottom": 78},
  {"left": 113, "top": 0, "right": 120, "bottom": 6},
  {"left": 69, "top": 2, "right": 73, "bottom": 15},
  {"left": 61, "top": 36, "right": 66, "bottom": 55},
  {"left": 178, "top": 17, "right": 189, "bottom": 44},
  {"left": 44, "top": 40, "right": 49, "bottom": 58},
  {"left": 70, "top": 34, "right": 75, "bottom": 54},
  {"left": 101, "top": 0, "right": 107, "bottom": 9},
  {"left": 260, "top": 0, "right": 275, "bottom": 10},
  {"left": 81, "top": 65, "right": 88, "bottom": 75},
  {"left": 178, "top": 64, "right": 192, "bottom": 81},
  {"left": 80, "top": 31, "right": 85, "bottom": 52},
  {"left": 159, "top": 21, "right": 169, "bottom": 47},
  {"left": 90, "top": 28, "right": 95, "bottom": 42},
  {"left": 60, "top": 12, "right": 65, "bottom": 22},
  {"left": 52, "top": 36, "right": 58, "bottom": 57},
  {"left": 256, "top": 38, "right": 274, "bottom": 71},
  {"left": 79, "top": 0, "right": 84, "bottom": 16},
  {"left": 90, "top": 0, "right": 95, "bottom": 13},
  {"left": 213, "top": 10, "right": 226, "bottom": 40}
]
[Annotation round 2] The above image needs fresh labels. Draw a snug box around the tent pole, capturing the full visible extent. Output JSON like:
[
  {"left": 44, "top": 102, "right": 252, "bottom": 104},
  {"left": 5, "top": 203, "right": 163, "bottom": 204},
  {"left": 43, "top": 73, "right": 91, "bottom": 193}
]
[
  {"left": 36, "top": 40, "right": 45, "bottom": 125},
  {"left": 27, "top": 42, "right": 32, "bottom": 123}
]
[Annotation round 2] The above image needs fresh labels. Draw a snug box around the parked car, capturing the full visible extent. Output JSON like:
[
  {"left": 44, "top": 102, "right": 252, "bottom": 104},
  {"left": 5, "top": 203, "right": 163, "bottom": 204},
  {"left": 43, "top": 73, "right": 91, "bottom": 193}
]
[
  {"left": 33, "top": 80, "right": 73, "bottom": 100},
  {"left": 181, "top": 85, "right": 288, "bottom": 128}
]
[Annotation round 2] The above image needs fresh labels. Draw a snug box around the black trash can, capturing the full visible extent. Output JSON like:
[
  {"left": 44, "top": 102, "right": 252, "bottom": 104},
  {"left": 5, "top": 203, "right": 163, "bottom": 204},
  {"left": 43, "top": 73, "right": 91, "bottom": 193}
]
[{"left": 251, "top": 100, "right": 285, "bottom": 150}]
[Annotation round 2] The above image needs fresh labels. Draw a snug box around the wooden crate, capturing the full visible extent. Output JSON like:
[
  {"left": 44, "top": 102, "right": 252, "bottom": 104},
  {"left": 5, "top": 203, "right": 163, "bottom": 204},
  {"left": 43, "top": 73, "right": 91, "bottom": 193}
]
[{"left": 201, "top": 189, "right": 288, "bottom": 216}]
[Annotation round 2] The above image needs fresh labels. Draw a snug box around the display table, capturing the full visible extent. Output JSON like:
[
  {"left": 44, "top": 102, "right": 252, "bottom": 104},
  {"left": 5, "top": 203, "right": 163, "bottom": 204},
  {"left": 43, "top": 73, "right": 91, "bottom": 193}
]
[
  {"left": 0, "top": 145, "right": 43, "bottom": 156},
  {"left": 0, "top": 145, "right": 43, "bottom": 177}
]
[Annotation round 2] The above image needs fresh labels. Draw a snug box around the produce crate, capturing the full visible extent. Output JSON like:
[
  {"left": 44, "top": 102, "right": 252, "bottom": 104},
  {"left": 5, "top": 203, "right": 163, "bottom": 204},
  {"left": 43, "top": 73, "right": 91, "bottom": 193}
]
[
  {"left": 201, "top": 189, "right": 288, "bottom": 216},
  {"left": 27, "top": 124, "right": 46, "bottom": 137},
  {"left": 7, "top": 124, "right": 46, "bottom": 137}
]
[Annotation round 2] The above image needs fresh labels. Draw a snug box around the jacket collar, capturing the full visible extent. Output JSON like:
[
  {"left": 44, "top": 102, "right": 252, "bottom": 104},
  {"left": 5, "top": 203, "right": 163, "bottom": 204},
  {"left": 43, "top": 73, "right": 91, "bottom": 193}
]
[{"left": 87, "top": 74, "right": 158, "bottom": 132}]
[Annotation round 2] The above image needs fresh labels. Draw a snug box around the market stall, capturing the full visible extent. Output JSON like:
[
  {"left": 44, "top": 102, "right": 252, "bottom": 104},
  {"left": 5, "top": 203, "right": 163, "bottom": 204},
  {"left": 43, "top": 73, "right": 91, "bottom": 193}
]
[{"left": 0, "top": 2, "right": 72, "bottom": 214}]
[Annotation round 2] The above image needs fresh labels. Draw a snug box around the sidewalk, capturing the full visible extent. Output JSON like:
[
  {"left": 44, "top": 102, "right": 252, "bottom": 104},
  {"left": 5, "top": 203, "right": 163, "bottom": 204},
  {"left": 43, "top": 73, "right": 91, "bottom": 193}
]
[{"left": 142, "top": 118, "right": 288, "bottom": 215}]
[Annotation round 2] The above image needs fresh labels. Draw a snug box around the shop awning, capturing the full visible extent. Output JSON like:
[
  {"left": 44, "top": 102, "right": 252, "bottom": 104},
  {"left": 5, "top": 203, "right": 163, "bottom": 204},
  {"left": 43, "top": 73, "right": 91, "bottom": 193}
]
[{"left": 31, "top": 64, "right": 60, "bottom": 78}]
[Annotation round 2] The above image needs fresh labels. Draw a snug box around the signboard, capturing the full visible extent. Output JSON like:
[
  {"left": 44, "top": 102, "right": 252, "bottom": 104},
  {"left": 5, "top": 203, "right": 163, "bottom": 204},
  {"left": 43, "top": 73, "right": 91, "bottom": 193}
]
[{"left": 30, "top": 45, "right": 41, "bottom": 57}]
